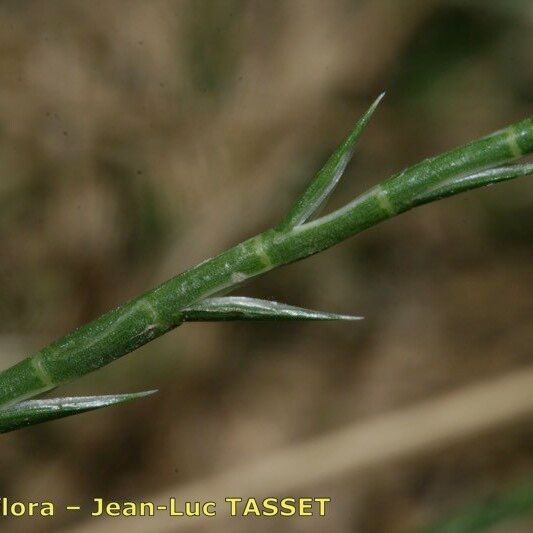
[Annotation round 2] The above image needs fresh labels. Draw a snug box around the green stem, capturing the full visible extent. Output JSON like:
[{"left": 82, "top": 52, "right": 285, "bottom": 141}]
[{"left": 0, "top": 116, "right": 531, "bottom": 407}]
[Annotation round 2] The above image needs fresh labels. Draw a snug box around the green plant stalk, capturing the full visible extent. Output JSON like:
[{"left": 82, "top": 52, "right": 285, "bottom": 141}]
[{"left": 0, "top": 114, "right": 531, "bottom": 408}]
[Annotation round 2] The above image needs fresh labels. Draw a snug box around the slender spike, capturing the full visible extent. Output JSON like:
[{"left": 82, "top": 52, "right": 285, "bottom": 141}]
[
  {"left": 0, "top": 391, "right": 156, "bottom": 434},
  {"left": 277, "top": 92, "right": 385, "bottom": 230},
  {"left": 181, "top": 297, "right": 362, "bottom": 322},
  {"left": 412, "top": 163, "right": 533, "bottom": 206}
]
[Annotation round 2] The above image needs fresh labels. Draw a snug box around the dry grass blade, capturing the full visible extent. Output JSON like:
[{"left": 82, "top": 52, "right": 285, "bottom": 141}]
[{"left": 67, "top": 366, "right": 533, "bottom": 533}]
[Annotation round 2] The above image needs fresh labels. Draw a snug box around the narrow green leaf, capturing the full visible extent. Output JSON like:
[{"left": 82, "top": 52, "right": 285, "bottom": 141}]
[
  {"left": 182, "top": 296, "right": 362, "bottom": 321},
  {"left": 412, "top": 163, "right": 533, "bottom": 206},
  {"left": 277, "top": 92, "right": 385, "bottom": 230},
  {"left": 0, "top": 391, "right": 156, "bottom": 433}
]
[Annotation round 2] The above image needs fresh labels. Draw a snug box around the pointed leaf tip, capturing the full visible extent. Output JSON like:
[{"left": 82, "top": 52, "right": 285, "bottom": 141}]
[
  {"left": 278, "top": 93, "right": 385, "bottom": 230},
  {"left": 182, "top": 297, "right": 363, "bottom": 322},
  {"left": 0, "top": 390, "right": 156, "bottom": 433}
]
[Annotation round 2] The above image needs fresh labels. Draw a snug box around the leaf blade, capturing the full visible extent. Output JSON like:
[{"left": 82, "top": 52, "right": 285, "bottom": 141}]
[
  {"left": 182, "top": 296, "right": 362, "bottom": 322},
  {"left": 278, "top": 92, "right": 385, "bottom": 230},
  {"left": 0, "top": 391, "right": 156, "bottom": 433},
  {"left": 413, "top": 163, "right": 533, "bottom": 206}
]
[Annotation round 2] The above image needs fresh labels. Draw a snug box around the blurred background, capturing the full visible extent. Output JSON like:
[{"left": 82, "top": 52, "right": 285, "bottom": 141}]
[{"left": 0, "top": 0, "right": 532, "bottom": 531}]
